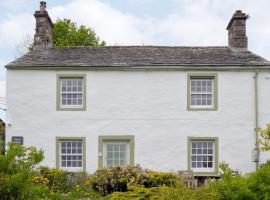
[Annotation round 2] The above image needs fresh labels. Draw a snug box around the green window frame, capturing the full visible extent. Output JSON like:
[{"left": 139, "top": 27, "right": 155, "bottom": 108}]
[
  {"left": 56, "top": 74, "right": 86, "bottom": 111},
  {"left": 56, "top": 137, "right": 86, "bottom": 172},
  {"left": 187, "top": 73, "right": 218, "bottom": 111},
  {"left": 187, "top": 137, "right": 219, "bottom": 176},
  {"left": 98, "top": 135, "right": 135, "bottom": 168}
]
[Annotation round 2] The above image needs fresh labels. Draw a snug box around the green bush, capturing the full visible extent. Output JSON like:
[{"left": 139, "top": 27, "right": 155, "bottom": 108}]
[
  {"left": 0, "top": 142, "right": 48, "bottom": 200},
  {"left": 209, "top": 162, "right": 253, "bottom": 200},
  {"left": 144, "top": 170, "right": 179, "bottom": 188},
  {"left": 91, "top": 165, "right": 149, "bottom": 195},
  {"left": 108, "top": 185, "right": 219, "bottom": 200},
  {"left": 90, "top": 165, "right": 181, "bottom": 196},
  {"left": 107, "top": 186, "right": 159, "bottom": 200},
  {"left": 246, "top": 162, "right": 270, "bottom": 199},
  {"left": 38, "top": 166, "right": 73, "bottom": 193}
]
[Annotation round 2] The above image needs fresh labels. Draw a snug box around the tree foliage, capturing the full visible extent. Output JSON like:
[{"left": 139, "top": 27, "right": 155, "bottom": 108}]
[
  {"left": 0, "top": 142, "right": 45, "bottom": 199},
  {"left": 257, "top": 123, "right": 270, "bottom": 151},
  {"left": 52, "top": 19, "right": 106, "bottom": 47}
]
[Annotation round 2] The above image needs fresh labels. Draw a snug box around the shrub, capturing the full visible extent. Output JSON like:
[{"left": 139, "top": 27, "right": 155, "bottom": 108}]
[
  {"left": 91, "top": 165, "right": 149, "bottom": 195},
  {"left": 108, "top": 185, "right": 219, "bottom": 200},
  {"left": 38, "top": 166, "right": 73, "bottom": 193},
  {"left": 144, "top": 170, "right": 179, "bottom": 188},
  {"left": 107, "top": 186, "right": 158, "bottom": 200},
  {"left": 209, "top": 162, "right": 254, "bottom": 200},
  {"left": 246, "top": 162, "right": 270, "bottom": 199},
  {"left": 90, "top": 165, "right": 181, "bottom": 196},
  {"left": 0, "top": 142, "right": 47, "bottom": 200},
  {"left": 66, "top": 175, "right": 103, "bottom": 200}
]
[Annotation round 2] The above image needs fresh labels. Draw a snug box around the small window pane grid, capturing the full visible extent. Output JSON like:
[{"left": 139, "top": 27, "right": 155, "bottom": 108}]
[
  {"left": 60, "top": 78, "right": 83, "bottom": 107},
  {"left": 190, "top": 79, "right": 213, "bottom": 108},
  {"left": 60, "top": 140, "right": 83, "bottom": 171},
  {"left": 191, "top": 141, "right": 214, "bottom": 169},
  {"left": 105, "top": 143, "right": 127, "bottom": 167}
]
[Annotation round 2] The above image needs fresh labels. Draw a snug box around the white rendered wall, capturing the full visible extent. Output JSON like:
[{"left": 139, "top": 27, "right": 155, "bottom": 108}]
[
  {"left": 6, "top": 69, "right": 270, "bottom": 173},
  {"left": 257, "top": 72, "right": 270, "bottom": 164}
]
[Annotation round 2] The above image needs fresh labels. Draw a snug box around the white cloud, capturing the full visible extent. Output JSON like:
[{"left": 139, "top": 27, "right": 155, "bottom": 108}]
[{"left": 0, "top": 12, "right": 34, "bottom": 48}]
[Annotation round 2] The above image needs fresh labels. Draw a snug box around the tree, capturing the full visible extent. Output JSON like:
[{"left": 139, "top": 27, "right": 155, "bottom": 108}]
[
  {"left": 257, "top": 123, "right": 270, "bottom": 151},
  {"left": 15, "top": 19, "right": 106, "bottom": 57},
  {"left": 52, "top": 19, "right": 106, "bottom": 47}
]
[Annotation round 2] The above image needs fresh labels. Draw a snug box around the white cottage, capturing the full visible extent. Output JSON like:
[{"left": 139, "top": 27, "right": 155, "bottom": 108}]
[{"left": 5, "top": 2, "right": 270, "bottom": 178}]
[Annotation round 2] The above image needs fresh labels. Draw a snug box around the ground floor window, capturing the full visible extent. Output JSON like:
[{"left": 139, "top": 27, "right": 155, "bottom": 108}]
[
  {"left": 56, "top": 137, "right": 86, "bottom": 172},
  {"left": 104, "top": 141, "right": 130, "bottom": 167},
  {"left": 188, "top": 137, "right": 218, "bottom": 174},
  {"left": 98, "top": 135, "right": 135, "bottom": 168}
]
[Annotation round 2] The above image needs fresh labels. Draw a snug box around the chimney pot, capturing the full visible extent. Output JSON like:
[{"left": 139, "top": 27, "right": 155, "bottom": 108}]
[{"left": 40, "top": 1, "right": 47, "bottom": 13}]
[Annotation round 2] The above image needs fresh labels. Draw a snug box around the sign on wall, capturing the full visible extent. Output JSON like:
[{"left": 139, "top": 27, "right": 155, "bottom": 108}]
[{"left": 12, "top": 136, "right": 24, "bottom": 145}]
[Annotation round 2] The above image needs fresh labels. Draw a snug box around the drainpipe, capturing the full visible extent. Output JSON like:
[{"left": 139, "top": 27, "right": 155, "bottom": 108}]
[{"left": 253, "top": 71, "right": 259, "bottom": 171}]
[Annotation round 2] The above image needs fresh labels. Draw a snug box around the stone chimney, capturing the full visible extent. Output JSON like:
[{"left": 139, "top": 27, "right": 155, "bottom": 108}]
[
  {"left": 33, "top": 1, "right": 53, "bottom": 50},
  {"left": 226, "top": 10, "right": 248, "bottom": 50}
]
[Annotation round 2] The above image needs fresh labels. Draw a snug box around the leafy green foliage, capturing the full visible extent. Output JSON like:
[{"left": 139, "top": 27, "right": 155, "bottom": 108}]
[
  {"left": 257, "top": 123, "right": 270, "bottom": 151},
  {"left": 91, "top": 165, "right": 149, "bottom": 195},
  {"left": 1, "top": 145, "right": 270, "bottom": 200},
  {"left": 108, "top": 185, "right": 219, "bottom": 200},
  {"left": 246, "top": 162, "right": 270, "bottom": 199},
  {"left": 38, "top": 166, "right": 73, "bottom": 193},
  {"left": 209, "top": 162, "right": 253, "bottom": 199},
  {"left": 0, "top": 142, "right": 46, "bottom": 200},
  {"left": 144, "top": 170, "right": 179, "bottom": 188},
  {"left": 90, "top": 165, "right": 181, "bottom": 196},
  {"left": 209, "top": 161, "right": 270, "bottom": 200},
  {"left": 52, "top": 19, "right": 106, "bottom": 47}
]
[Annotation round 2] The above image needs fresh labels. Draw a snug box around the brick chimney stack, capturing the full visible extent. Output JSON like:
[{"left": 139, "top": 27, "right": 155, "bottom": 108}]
[
  {"left": 226, "top": 10, "right": 248, "bottom": 50},
  {"left": 33, "top": 1, "right": 53, "bottom": 50}
]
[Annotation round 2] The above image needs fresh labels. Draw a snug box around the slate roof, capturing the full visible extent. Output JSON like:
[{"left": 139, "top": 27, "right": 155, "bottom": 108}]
[{"left": 6, "top": 46, "right": 270, "bottom": 68}]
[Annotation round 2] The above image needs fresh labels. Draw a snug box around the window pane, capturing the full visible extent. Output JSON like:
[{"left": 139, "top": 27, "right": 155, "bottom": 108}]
[
  {"left": 107, "top": 152, "right": 113, "bottom": 159},
  {"left": 107, "top": 144, "right": 113, "bottom": 151},
  {"left": 203, "top": 162, "right": 207, "bottom": 168},
  {"left": 192, "top": 156, "right": 196, "bottom": 161},
  {"left": 197, "top": 156, "right": 202, "bottom": 161},
  {"left": 114, "top": 151, "right": 120, "bottom": 159},
  {"left": 114, "top": 144, "right": 120, "bottom": 152}
]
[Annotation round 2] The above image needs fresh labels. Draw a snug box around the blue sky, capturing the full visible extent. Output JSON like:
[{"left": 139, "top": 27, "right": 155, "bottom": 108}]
[{"left": 0, "top": 0, "right": 270, "bottom": 86}]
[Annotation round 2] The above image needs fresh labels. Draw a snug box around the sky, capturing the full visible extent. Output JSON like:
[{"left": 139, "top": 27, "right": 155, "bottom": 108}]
[{"left": 0, "top": 0, "right": 270, "bottom": 98}]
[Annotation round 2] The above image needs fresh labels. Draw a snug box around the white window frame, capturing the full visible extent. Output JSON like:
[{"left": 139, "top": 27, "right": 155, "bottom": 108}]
[
  {"left": 190, "top": 140, "right": 215, "bottom": 173},
  {"left": 59, "top": 140, "right": 84, "bottom": 172},
  {"left": 60, "top": 78, "right": 84, "bottom": 109},
  {"left": 190, "top": 78, "right": 214, "bottom": 109},
  {"left": 103, "top": 141, "right": 130, "bottom": 168}
]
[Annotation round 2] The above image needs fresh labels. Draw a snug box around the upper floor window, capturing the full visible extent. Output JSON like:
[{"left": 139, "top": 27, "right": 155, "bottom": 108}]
[
  {"left": 187, "top": 73, "right": 218, "bottom": 111},
  {"left": 57, "top": 75, "right": 86, "bottom": 111}
]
